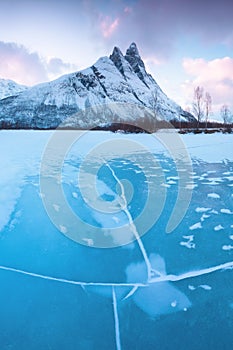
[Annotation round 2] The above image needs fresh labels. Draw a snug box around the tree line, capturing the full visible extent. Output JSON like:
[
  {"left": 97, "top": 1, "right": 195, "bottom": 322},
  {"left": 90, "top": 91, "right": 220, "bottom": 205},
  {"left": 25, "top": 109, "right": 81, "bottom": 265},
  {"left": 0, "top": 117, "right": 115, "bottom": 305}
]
[{"left": 192, "top": 86, "right": 233, "bottom": 128}]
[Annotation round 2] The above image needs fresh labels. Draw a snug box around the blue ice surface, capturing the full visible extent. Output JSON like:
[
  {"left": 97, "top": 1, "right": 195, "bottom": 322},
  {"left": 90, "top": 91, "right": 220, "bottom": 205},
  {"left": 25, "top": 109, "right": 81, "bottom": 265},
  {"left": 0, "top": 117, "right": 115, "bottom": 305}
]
[{"left": 0, "top": 130, "right": 233, "bottom": 350}]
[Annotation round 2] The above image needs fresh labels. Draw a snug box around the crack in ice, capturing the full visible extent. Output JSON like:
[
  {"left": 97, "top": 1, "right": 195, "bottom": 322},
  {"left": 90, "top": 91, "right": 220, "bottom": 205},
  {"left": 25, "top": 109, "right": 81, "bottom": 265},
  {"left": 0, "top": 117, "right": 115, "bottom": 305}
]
[
  {"left": 105, "top": 162, "right": 156, "bottom": 281},
  {"left": 0, "top": 265, "right": 146, "bottom": 287},
  {"left": 123, "top": 286, "right": 138, "bottom": 300},
  {"left": 112, "top": 286, "right": 122, "bottom": 350},
  {"left": 0, "top": 261, "right": 232, "bottom": 287},
  {"left": 149, "top": 261, "right": 233, "bottom": 283}
]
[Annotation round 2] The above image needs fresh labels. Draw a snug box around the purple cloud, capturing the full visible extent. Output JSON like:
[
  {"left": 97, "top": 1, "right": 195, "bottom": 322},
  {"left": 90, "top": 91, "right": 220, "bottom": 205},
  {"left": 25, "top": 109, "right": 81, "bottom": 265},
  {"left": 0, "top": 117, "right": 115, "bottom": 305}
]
[
  {"left": 83, "top": 0, "right": 233, "bottom": 58},
  {"left": 0, "top": 41, "right": 48, "bottom": 85},
  {"left": 0, "top": 41, "right": 79, "bottom": 85}
]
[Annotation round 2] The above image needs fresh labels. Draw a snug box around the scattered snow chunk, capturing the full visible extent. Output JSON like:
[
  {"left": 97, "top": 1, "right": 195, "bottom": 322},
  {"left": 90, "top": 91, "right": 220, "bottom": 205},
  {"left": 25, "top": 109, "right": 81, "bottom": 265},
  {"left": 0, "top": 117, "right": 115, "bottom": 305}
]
[
  {"left": 188, "top": 284, "right": 211, "bottom": 291},
  {"left": 230, "top": 235, "right": 233, "bottom": 240},
  {"left": 201, "top": 214, "right": 210, "bottom": 222},
  {"left": 214, "top": 225, "right": 224, "bottom": 231},
  {"left": 180, "top": 235, "right": 195, "bottom": 249},
  {"left": 167, "top": 180, "right": 176, "bottom": 185},
  {"left": 195, "top": 207, "right": 211, "bottom": 213},
  {"left": 202, "top": 181, "right": 219, "bottom": 185},
  {"left": 224, "top": 176, "right": 233, "bottom": 181},
  {"left": 222, "top": 245, "right": 233, "bottom": 251},
  {"left": 210, "top": 209, "right": 218, "bottom": 214},
  {"left": 208, "top": 177, "right": 223, "bottom": 182},
  {"left": 207, "top": 193, "right": 220, "bottom": 199},
  {"left": 161, "top": 183, "right": 170, "bottom": 188},
  {"left": 189, "top": 222, "right": 202, "bottom": 230},
  {"left": 220, "top": 208, "right": 232, "bottom": 214},
  {"left": 167, "top": 176, "right": 179, "bottom": 180},
  {"left": 185, "top": 183, "right": 197, "bottom": 190},
  {"left": 171, "top": 300, "right": 177, "bottom": 308},
  {"left": 183, "top": 235, "right": 194, "bottom": 239},
  {"left": 180, "top": 241, "right": 196, "bottom": 249},
  {"left": 188, "top": 285, "right": 196, "bottom": 291},
  {"left": 72, "top": 192, "right": 78, "bottom": 198},
  {"left": 199, "top": 285, "right": 212, "bottom": 291}
]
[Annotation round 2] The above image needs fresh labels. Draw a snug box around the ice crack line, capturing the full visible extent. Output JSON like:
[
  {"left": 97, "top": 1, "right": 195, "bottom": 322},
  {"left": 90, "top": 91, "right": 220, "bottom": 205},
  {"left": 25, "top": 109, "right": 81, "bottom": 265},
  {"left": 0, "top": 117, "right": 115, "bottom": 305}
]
[
  {"left": 112, "top": 286, "right": 122, "bottom": 350},
  {"left": 0, "top": 261, "right": 232, "bottom": 287},
  {"left": 149, "top": 260, "right": 233, "bottom": 283},
  {"left": 0, "top": 265, "right": 146, "bottom": 287},
  {"left": 105, "top": 162, "right": 156, "bottom": 281}
]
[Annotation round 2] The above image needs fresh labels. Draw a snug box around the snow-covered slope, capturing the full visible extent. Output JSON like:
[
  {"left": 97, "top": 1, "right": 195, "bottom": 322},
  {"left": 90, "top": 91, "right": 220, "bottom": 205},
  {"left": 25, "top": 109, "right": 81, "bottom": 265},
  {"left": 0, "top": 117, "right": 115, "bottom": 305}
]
[
  {"left": 0, "top": 43, "right": 194, "bottom": 129},
  {"left": 0, "top": 79, "right": 28, "bottom": 100}
]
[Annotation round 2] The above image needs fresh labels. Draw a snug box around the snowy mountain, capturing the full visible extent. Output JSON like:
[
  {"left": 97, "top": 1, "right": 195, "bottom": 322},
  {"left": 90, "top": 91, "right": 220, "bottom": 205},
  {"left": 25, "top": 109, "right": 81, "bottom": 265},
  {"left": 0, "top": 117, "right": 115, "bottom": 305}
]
[
  {"left": 0, "top": 79, "right": 28, "bottom": 100},
  {"left": 0, "top": 43, "right": 194, "bottom": 129}
]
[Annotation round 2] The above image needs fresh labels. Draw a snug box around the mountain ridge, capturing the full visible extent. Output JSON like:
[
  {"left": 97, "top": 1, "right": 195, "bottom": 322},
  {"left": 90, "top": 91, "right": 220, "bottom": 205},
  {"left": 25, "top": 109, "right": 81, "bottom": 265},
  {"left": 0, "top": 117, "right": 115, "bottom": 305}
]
[
  {"left": 0, "top": 79, "right": 28, "bottom": 100},
  {"left": 0, "top": 43, "right": 195, "bottom": 129}
]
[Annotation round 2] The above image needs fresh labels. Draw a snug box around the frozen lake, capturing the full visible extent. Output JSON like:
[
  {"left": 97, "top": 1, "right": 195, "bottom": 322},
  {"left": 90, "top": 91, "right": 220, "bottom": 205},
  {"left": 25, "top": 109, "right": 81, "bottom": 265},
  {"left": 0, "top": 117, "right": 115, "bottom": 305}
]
[{"left": 0, "top": 130, "right": 233, "bottom": 349}]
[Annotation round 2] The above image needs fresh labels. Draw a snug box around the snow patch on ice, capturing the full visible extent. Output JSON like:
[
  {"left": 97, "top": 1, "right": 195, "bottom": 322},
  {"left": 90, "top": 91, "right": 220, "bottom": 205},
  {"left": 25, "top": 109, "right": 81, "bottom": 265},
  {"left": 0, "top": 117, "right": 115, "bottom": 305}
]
[
  {"left": 180, "top": 235, "right": 195, "bottom": 249},
  {"left": 207, "top": 193, "right": 220, "bottom": 199},
  {"left": 189, "top": 222, "right": 202, "bottom": 230},
  {"left": 222, "top": 245, "right": 233, "bottom": 251},
  {"left": 201, "top": 214, "right": 210, "bottom": 222},
  {"left": 195, "top": 207, "right": 211, "bottom": 213},
  {"left": 220, "top": 208, "right": 232, "bottom": 215},
  {"left": 214, "top": 225, "right": 224, "bottom": 231},
  {"left": 199, "top": 284, "right": 212, "bottom": 291}
]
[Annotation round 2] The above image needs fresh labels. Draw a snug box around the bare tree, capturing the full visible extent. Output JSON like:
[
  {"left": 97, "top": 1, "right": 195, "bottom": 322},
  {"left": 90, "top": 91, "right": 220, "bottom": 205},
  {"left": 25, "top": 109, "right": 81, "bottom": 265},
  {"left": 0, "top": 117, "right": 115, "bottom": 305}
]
[
  {"left": 192, "top": 86, "right": 204, "bottom": 128},
  {"left": 220, "top": 104, "right": 232, "bottom": 127},
  {"left": 204, "top": 92, "right": 212, "bottom": 128}
]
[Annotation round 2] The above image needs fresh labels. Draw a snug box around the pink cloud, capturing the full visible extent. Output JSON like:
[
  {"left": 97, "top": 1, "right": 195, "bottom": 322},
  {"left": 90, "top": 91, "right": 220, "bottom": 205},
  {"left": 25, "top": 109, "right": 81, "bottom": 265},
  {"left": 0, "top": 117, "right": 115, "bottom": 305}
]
[
  {"left": 0, "top": 41, "right": 79, "bottom": 86},
  {"left": 0, "top": 41, "right": 47, "bottom": 85},
  {"left": 182, "top": 57, "right": 233, "bottom": 113},
  {"left": 100, "top": 16, "right": 120, "bottom": 38}
]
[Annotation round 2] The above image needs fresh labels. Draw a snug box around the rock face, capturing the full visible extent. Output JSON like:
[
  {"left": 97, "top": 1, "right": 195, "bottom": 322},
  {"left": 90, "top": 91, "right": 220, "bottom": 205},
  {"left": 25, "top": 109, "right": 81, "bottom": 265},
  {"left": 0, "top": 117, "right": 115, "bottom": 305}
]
[{"left": 0, "top": 43, "right": 194, "bottom": 129}]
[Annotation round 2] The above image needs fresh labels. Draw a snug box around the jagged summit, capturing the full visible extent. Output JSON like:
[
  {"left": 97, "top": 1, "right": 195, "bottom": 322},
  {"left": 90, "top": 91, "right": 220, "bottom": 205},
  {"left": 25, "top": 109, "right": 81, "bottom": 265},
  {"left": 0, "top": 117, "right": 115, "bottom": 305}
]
[
  {"left": 109, "top": 45, "right": 139, "bottom": 80},
  {"left": 0, "top": 43, "right": 194, "bottom": 129},
  {"left": 111, "top": 46, "right": 124, "bottom": 57},
  {"left": 124, "top": 43, "right": 148, "bottom": 87},
  {"left": 126, "top": 42, "right": 141, "bottom": 58}
]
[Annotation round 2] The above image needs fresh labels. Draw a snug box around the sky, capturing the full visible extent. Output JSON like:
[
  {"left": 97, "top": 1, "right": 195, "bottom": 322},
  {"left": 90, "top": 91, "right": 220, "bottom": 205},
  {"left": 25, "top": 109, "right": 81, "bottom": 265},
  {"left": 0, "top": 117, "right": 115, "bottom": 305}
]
[{"left": 0, "top": 0, "right": 233, "bottom": 119}]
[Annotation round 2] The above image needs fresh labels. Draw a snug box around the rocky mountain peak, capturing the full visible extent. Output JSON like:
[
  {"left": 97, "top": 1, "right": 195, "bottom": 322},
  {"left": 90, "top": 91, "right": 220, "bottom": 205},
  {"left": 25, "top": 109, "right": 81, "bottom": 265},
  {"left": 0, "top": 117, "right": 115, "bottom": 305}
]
[
  {"left": 125, "top": 42, "right": 140, "bottom": 58},
  {"left": 110, "top": 46, "right": 129, "bottom": 78},
  {"left": 125, "top": 43, "right": 148, "bottom": 87},
  {"left": 0, "top": 43, "right": 195, "bottom": 129},
  {"left": 110, "top": 46, "right": 124, "bottom": 58},
  {"left": 109, "top": 46, "right": 124, "bottom": 66}
]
